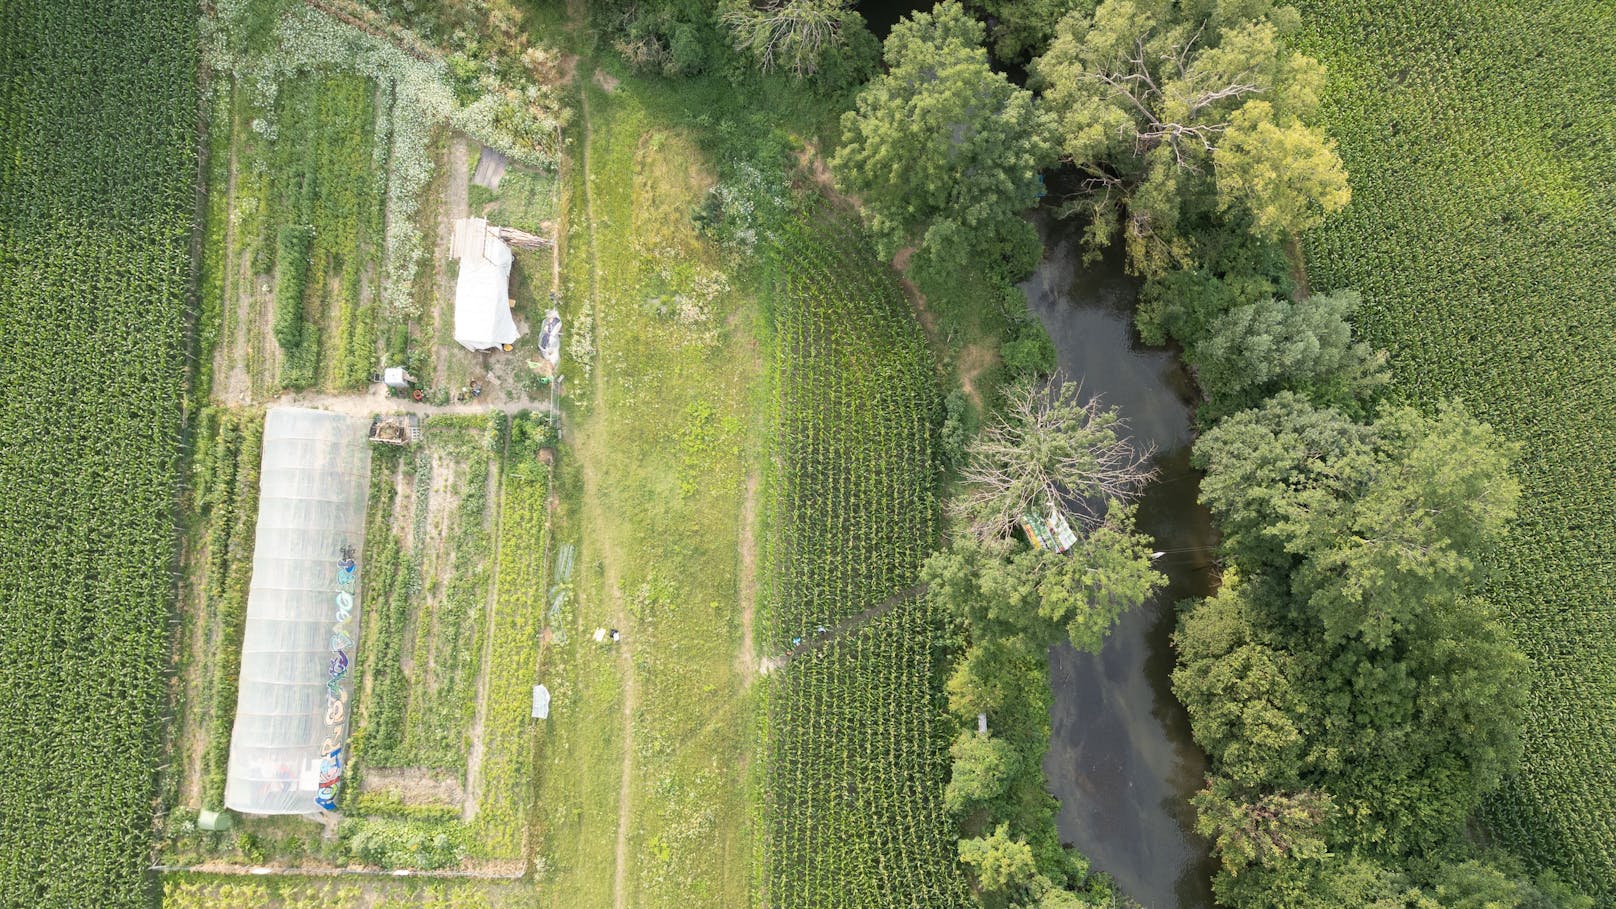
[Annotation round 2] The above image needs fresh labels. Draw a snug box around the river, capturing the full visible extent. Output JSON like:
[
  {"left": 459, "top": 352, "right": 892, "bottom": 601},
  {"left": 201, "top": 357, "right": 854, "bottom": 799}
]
[{"left": 1020, "top": 216, "right": 1220, "bottom": 909}]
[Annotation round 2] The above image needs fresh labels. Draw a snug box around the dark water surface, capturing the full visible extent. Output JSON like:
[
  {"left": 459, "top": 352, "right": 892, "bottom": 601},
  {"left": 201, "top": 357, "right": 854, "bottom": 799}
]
[
  {"left": 1020, "top": 219, "right": 1220, "bottom": 909},
  {"left": 857, "top": 0, "right": 929, "bottom": 38}
]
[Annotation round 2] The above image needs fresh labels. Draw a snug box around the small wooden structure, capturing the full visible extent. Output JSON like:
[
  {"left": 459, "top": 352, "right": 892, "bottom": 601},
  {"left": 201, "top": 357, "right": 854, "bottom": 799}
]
[{"left": 368, "top": 414, "right": 421, "bottom": 447}]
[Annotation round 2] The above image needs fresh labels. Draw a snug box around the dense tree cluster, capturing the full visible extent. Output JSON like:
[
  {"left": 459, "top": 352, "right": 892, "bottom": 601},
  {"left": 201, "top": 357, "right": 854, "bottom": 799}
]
[
  {"left": 1033, "top": 0, "right": 1348, "bottom": 276},
  {"left": 1177, "top": 361, "right": 1583, "bottom": 907},
  {"left": 834, "top": 2, "right": 1058, "bottom": 262}
]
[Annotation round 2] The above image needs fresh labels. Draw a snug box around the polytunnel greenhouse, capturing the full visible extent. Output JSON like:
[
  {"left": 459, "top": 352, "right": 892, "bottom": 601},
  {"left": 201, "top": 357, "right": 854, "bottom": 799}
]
[{"left": 224, "top": 408, "right": 371, "bottom": 815}]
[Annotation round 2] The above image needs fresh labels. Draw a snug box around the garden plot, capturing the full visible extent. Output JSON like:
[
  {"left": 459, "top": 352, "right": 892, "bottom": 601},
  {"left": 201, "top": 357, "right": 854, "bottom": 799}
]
[{"left": 354, "top": 415, "right": 506, "bottom": 797}]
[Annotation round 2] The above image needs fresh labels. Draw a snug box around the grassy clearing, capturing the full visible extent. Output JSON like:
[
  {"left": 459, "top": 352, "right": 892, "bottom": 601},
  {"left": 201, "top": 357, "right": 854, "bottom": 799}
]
[
  {"left": 529, "top": 73, "right": 766, "bottom": 909},
  {"left": 1294, "top": 1, "right": 1616, "bottom": 899}
]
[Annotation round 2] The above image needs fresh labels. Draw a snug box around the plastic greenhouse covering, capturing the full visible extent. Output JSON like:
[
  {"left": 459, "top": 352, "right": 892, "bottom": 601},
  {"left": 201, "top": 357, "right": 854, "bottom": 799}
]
[{"left": 224, "top": 408, "right": 371, "bottom": 815}]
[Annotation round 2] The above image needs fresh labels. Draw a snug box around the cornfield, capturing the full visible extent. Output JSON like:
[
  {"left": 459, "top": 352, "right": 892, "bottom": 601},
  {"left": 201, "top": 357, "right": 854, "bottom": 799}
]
[
  {"left": 765, "top": 214, "right": 969, "bottom": 908},
  {"left": 0, "top": 0, "right": 197, "bottom": 905}
]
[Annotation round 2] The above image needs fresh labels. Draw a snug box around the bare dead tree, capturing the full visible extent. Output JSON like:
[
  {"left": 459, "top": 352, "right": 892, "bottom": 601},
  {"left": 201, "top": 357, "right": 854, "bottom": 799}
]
[
  {"left": 1084, "top": 28, "right": 1267, "bottom": 172},
  {"left": 953, "top": 378, "right": 1157, "bottom": 543},
  {"left": 721, "top": 0, "right": 846, "bottom": 79}
]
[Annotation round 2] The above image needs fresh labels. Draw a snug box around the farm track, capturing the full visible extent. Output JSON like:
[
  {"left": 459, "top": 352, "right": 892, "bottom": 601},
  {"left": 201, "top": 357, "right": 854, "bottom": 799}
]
[{"left": 758, "top": 583, "right": 928, "bottom": 675}]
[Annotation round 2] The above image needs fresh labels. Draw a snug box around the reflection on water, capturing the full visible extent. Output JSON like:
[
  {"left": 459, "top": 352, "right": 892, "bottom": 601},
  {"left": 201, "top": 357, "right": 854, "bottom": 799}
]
[{"left": 1022, "top": 220, "right": 1219, "bottom": 909}]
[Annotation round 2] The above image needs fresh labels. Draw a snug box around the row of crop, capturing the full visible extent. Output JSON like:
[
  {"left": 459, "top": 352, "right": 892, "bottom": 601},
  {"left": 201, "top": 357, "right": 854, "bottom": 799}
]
[
  {"left": 355, "top": 418, "right": 499, "bottom": 775},
  {"left": 353, "top": 445, "right": 413, "bottom": 768},
  {"left": 764, "top": 214, "right": 969, "bottom": 908},
  {"left": 1292, "top": 0, "right": 1616, "bottom": 899},
  {"left": 770, "top": 216, "right": 940, "bottom": 648},
  {"left": 0, "top": 1, "right": 197, "bottom": 906},
  {"left": 161, "top": 873, "right": 516, "bottom": 909},
  {"left": 471, "top": 430, "right": 549, "bottom": 858},
  {"left": 254, "top": 72, "right": 383, "bottom": 390},
  {"left": 767, "top": 595, "right": 967, "bottom": 909},
  {"left": 190, "top": 409, "right": 265, "bottom": 811}
]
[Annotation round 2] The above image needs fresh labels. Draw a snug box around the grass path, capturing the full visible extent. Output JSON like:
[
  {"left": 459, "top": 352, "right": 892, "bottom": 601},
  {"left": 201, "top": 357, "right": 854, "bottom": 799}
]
[{"left": 572, "top": 79, "right": 642, "bottom": 909}]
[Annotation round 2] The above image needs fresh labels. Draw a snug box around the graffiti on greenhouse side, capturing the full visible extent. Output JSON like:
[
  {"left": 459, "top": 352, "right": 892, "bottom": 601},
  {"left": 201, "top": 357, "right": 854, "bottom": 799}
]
[{"left": 316, "top": 545, "right": 359, "bottom": 812}]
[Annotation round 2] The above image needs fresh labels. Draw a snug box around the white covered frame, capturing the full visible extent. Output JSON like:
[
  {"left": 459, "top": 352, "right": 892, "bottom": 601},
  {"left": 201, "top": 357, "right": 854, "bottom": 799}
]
[{"left": 224, "top": 408, "right": 371, "bottom": 815}]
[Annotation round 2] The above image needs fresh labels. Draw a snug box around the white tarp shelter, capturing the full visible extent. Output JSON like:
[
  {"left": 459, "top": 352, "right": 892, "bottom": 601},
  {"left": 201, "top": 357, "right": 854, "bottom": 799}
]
[
  {"left": 224, "top": 408, "right": 371, "bottom": 815},
  {"left": 452, "top": 217, "right": 521, "bottom": 351}
]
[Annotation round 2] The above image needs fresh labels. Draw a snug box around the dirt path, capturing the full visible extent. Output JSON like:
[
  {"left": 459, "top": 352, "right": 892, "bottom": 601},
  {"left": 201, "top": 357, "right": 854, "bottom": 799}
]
[
  {"left": 270, "top": 389, "right": 555, "bottom": 417},
  {"left": 736, "top": 470, "right": 761, "bottom": 682},
  {"left": 758, "top": 582, "right": 927, "bottom": 675},
  {"left": 890, "top": 246, "right": 991, "bottom": 410},
  {"left": 462, "top": 439, "right": 507, "bottom": 822}
]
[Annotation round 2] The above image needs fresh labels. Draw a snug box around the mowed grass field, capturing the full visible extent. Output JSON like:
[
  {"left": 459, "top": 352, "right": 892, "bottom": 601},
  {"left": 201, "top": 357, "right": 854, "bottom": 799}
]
[
  {"left": 0, "top": 1, "right": 197, "bottom": 906},
  {"left": 530, "top": 70, "right": 767, "bottom": 908},
  {"left": 1294, "top": 1, "right": 1616, "bottom": 899}
]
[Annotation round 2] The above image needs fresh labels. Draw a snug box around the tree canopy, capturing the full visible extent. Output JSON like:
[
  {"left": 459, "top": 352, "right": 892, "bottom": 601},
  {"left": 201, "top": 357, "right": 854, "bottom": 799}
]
[
  {"left": 1032, "top": 0, "right": 1348, "bottom": 274},
  {"left": 834, "top": 1, "right": 1058, "bottom": 259},
  {"left": 1190, "top": 288, "right": 1388, "bottom": 410},
  {"left": 1180, "top": 394, "right": 1537, "bottom": 877}
]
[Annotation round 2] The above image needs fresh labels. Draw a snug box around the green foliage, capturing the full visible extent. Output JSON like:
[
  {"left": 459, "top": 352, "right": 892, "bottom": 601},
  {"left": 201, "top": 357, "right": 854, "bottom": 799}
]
[
  {"left": 598, "top": 0, "right": 729, "bottom": 76},
  {"left": 719, "top": 0, "right": 877, "bottom": 83},
  {"left": 1291, "top": 1, "right": 1616, "bottom": 895},
  {"left": 945, "top": 732, "right": 1022, "bottom": 815},
  {"left": 1183, "top": 394, "right": 1540, "bottom": 881},
  {"left": 1215, "top": 100, "right": 1351, "bottom": 242},
  {"left": 973, "top": 0, "right": 1094, "bottom": 61},
  {"left": 834, "top": 1, "right": 1058, "bottom": 260},
  {"left": 938, "top": 389, "right": 972, "bottom": 470},
  {"left": 924, "top": 505, "right": 1160, "bottom": 657},
  {"left": 1173, "top": 583, "right": 1307, "bottom": 789},
  {"left": 1190, "top": 288, "right": 1388, "bottom": 411},
  {"left": 338, "top": 816, "right": 468, "bottom": 870},
  {"left": 272, "top": 225, "right": 313, "bottom": 352},
  {"left": 1194, "top": 779, "right": 1333, "bottom": 879},
  {"left": 958, "top": 824, "right": 1039, "bottom": 894},
  {"left": 1033, "top": 0, "right": 1345, "bottom": 274},
  {"left": 767, "top": 212, "right": 970, "bottom": 907},
  {"left": 0, "top": 1, "right": 195, "bottom": 905}
]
